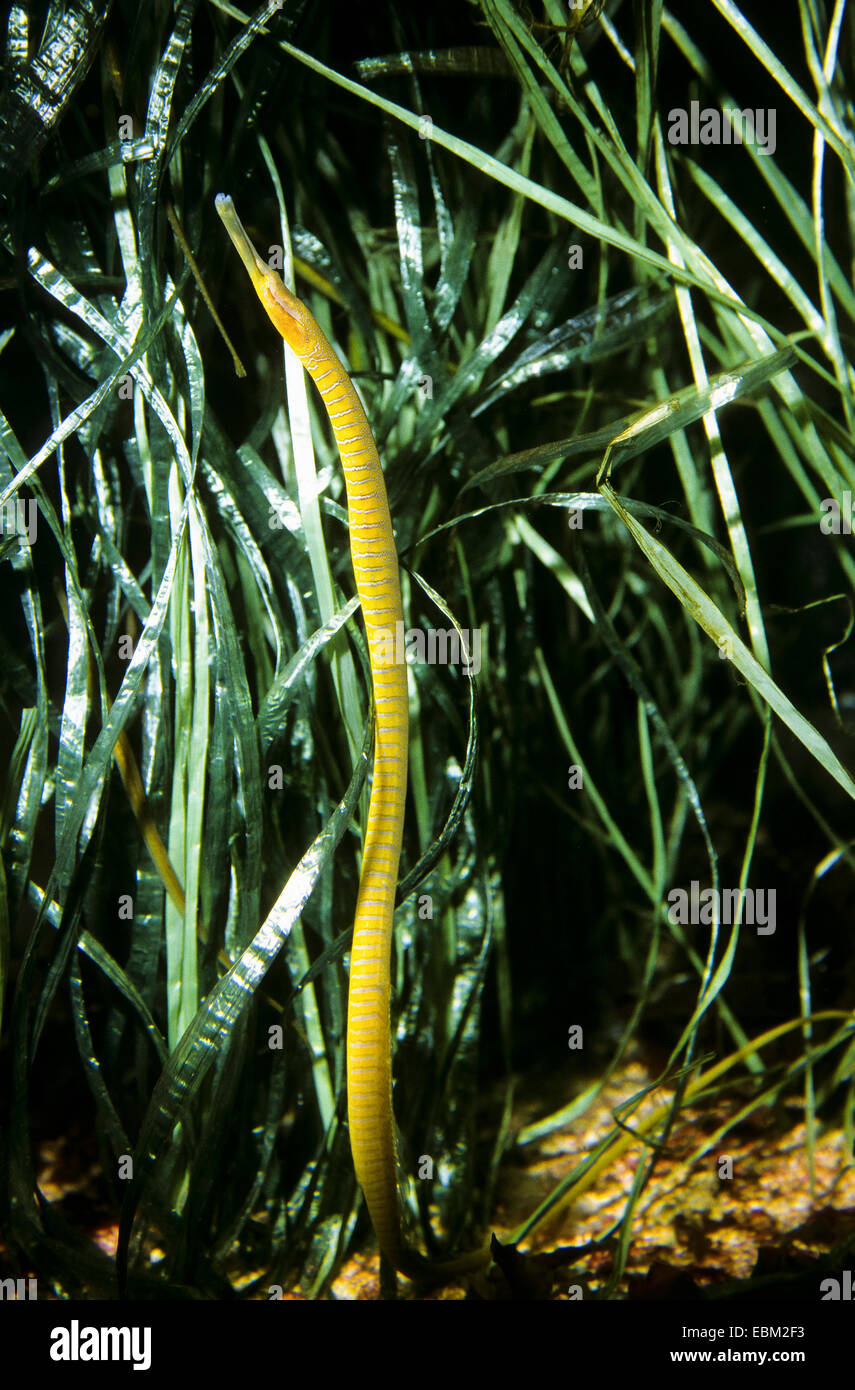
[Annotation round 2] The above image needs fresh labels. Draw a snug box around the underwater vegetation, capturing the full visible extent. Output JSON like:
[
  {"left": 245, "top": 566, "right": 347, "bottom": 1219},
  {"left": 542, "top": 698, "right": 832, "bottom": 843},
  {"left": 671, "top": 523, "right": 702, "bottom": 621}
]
[{"left": 1, "top": 0, "right": 855, "bottom": 1310}]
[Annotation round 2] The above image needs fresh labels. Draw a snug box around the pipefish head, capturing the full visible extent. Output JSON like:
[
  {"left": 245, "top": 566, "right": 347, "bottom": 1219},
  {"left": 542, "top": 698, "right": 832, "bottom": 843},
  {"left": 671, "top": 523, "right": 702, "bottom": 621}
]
[{"left": 215, "top": 193, "right": 313, "bottom": 357}]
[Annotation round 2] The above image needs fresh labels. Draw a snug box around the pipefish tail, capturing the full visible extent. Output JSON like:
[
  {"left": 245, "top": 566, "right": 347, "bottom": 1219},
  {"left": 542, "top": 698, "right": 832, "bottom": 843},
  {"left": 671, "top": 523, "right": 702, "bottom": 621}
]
[{"left": 215, "top": 195, "right": 490, "bottom": 1283}]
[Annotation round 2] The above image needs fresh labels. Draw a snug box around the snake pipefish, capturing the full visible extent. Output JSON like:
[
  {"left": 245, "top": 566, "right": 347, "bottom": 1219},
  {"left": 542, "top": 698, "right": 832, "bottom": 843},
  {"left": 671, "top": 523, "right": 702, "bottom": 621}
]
[{"left": 215, "top": 194, "right": 410, "bottom": 1271}]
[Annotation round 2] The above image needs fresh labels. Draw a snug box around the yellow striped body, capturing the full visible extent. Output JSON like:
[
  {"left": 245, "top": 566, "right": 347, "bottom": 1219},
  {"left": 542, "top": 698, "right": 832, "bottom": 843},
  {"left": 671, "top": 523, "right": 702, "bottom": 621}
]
[
  {"left": 304, "top": 336, "right": 409, "bottom": 1267},
  {"left": 215, "top": 197, "right": 408, "bottom": 1268}
]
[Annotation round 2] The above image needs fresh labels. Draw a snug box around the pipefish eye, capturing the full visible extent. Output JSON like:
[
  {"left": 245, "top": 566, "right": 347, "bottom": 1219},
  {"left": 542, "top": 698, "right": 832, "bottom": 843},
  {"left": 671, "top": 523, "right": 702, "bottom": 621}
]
[{"left": 260, "top": 279, "right": 312, "bottom": 354}]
